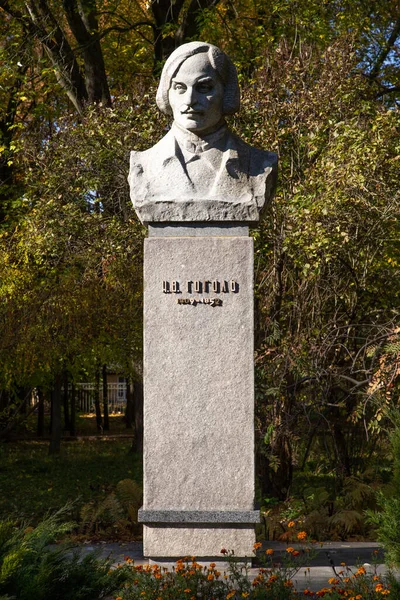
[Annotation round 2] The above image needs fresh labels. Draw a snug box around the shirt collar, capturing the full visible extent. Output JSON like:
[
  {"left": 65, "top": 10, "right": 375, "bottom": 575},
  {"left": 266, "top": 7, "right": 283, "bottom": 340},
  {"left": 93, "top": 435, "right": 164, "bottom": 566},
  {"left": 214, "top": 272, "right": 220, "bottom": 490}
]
[{"left": 171, "top": 121, "right": 228, "bottom": 154}]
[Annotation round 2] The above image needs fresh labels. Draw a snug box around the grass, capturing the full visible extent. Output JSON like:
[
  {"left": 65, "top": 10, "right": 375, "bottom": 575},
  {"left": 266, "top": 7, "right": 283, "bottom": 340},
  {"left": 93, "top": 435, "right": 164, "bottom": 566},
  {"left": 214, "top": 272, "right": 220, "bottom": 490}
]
[
  {"left": 0, "top": 435, "right": 142, "bottom": 529},
  {"left": 15, "top": 411, "right": 133, "bottom": 438}
]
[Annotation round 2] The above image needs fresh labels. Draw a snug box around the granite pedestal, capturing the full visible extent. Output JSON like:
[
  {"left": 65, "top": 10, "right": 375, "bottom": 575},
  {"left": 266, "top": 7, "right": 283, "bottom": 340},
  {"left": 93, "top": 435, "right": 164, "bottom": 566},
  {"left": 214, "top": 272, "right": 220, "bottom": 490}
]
[{"left": 139, "top": 225, "right": 259, "bottom": 560}]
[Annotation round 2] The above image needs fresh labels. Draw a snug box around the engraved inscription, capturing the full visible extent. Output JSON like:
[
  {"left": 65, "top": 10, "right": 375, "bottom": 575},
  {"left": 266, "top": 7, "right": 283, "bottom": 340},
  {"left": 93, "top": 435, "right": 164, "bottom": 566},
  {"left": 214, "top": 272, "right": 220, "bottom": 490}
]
[
  {"left": 163, "top": 280, "right": 239, "bottom": 294},
  {"left": 177, "top": 298, "right": 223, "bottom": 307}
]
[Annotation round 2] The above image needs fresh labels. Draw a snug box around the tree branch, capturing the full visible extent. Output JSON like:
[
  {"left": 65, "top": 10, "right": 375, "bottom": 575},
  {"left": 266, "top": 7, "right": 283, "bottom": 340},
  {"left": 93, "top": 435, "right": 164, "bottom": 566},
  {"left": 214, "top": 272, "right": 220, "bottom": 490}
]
[
  {"left": 368, "top": 17, "right": 400, "bottom": 80},
  {"left": 375, "top": 85, "right": 400, "bottom": 98},
  {"left": 97, "top": 20, "right": 156, "bottom": 42},
  {"left": 0, "top": 0, "right": 88, "bottom": 112}
]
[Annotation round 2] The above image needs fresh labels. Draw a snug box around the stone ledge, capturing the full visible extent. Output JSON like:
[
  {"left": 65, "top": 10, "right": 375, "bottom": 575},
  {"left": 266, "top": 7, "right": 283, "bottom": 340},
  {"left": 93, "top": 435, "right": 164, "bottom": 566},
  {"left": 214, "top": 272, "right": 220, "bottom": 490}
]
[
  {"left": 134, "top": 199, "right": 261, "bottom": 225},
  {"left": 148, "top": 223, "right": 249, "bottom": 237},
  {"left": 138, "top": 509, "right": 260, "bottom": 524}
]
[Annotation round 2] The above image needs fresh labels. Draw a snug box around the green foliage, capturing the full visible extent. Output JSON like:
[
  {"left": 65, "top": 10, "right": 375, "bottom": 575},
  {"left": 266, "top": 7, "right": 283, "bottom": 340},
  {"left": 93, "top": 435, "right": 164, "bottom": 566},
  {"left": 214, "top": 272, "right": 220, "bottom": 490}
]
[
  {"left": 0, "top": 98, "right": 157, "bottom": 393},
  {"left": 366, "top": 418, "right": 400, "bottom": 566},
  {"left": 0, "top": 0, "right": 399, "bottom": 501},
  {"left": 0, "top": 506, "right": 130, "bottom": 600},
  {"left": 262, "top": 474, "right": 378, "bottom": 540},
  {"left": 79, "top": 478, "right": 142, "bottom": 538},
  {"left": 0, "top": 439, "right": 142, "bottom": 528},
  {"left": 237, "top": 35, "right": 400, "bottom": 498}
]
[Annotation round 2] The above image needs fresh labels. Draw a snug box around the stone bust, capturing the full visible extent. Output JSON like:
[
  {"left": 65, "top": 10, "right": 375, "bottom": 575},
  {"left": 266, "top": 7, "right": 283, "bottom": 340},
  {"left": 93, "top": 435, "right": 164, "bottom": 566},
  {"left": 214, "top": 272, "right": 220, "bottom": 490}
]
[{"left": 129, "top": 42, "right": 278, "bottom": 224}]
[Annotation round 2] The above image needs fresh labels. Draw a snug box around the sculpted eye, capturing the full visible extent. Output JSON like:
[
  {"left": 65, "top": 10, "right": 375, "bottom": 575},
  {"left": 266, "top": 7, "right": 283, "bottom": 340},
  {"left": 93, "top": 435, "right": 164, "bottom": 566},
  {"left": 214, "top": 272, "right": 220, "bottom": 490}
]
[
  {"left": 197, "top": 83, "right": 213, "bottom": 93},
  {"left": 172, "top": 82, "right": 186, "bottom": 92}
]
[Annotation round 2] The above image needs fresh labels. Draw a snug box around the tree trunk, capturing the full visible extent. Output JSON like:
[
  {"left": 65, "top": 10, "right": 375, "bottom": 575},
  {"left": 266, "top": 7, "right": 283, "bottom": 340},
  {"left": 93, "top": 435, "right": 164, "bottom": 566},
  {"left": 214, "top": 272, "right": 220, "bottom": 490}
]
[
  {"left": 62, "top": 0, "right": 111, "bottom": 105},
  {"left": 150, "top": 0, "right": 220, "bottom": 68},
  {"left": 37, "top": 387, "right": 45, "bottom": 437},
  {"left": 94, "top": 367, "right": 103, "bottom": 432},
  {"left": 63, "top": 370, "right": 70, "bottom": 432},
  {"left": 131, "top": 381, "right": 143, "bottom": 453},
  {"left": 70, "top": 383, "right": 76, "bottom": 437},
  {"left": 332, "top": 423, "right": 351, "bottom": 478},
  {"left": 125, "top": 379, "right": 134, "bottom": 429},
  {"left": 49, "top": 374, "right": 62, "bottom": 455},
  {"left": 102, "top": 364, "right": 109, "bottom": 431},
  {"left": 256, "top": 435, "right": 293, "bottom": 502}
]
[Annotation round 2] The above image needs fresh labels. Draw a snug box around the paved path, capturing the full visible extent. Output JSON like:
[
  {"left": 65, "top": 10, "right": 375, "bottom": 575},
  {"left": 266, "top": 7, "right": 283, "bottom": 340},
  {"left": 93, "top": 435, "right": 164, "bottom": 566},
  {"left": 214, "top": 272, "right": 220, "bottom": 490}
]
[{"left": 77, "top": 540, "right": 390, "bottom": 592}]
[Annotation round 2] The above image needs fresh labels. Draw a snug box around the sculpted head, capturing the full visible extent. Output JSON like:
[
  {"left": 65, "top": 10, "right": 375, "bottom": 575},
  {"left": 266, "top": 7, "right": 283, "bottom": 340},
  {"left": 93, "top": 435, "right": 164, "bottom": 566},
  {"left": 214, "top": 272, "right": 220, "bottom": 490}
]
[{"left": 156, "top": 42, "right": 240, "bottom": 135}]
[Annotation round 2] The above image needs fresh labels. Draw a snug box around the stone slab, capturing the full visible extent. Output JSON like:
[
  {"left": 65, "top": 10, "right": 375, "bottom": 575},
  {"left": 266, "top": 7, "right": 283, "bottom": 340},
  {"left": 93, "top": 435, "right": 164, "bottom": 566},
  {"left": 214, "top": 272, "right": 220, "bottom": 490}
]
[
  {"left": 148, "top": 223, "right": 249, "bottom": 237},
  {"left": 138, "top": 509, "right": 261, "bottom": 524},
  {"left": 143, "top": 525, "right": 256, "bottom": 559},
  {"left": 133, "top": 199, "right": 261, "bottom": 224},
  {"left": 143, "top": 236, "right": 255, "bottom": 557}
]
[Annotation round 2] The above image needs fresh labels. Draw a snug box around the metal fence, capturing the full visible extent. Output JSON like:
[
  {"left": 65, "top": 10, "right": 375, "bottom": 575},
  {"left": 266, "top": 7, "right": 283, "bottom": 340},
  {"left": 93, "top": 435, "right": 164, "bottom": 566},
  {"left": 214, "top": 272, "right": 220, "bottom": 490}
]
[{"left": 74, "top": 382, "right": 127, "bottom": 414}]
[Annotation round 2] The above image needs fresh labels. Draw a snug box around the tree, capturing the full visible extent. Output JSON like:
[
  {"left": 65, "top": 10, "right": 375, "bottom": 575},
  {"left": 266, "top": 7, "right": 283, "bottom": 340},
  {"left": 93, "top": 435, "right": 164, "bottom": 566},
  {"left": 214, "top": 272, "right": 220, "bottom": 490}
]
[
  {"left": 0, "top": 0, "right": 399, "bottom": 479},
  {"left": 0, "top": 100, "right": 149, "bottom": 441},
  {"left": 232, "top": 35, "right": 400, "bottom": 498}
]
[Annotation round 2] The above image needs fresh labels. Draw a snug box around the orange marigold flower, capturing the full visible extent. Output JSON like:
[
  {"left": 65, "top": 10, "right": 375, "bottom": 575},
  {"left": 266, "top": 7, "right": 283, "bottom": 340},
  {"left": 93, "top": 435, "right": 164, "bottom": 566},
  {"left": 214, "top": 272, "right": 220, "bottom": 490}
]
[
  {"left": 376, "top": 584, "right": 384, "bottom": 592},
  {"left": 288, "top": 521, "right": 296, "bottom": 528},
  {"left": 242, "top": 594, "right": 250, "bottom": 598},
  {"left": 184, "top": 589, "right": 191, "bottom": 593},
  {"left": 286, "top": 547, "right": 295, "bottom": 553},
  {"left": 316, "top": 588, "right": 331, "bottom": 597},
  {"left": 265, "top": 549, "right": 274, "bottom": 555},
  {"left": 253, "top": 542, "right": 262, "bottom": 550},
  {"left": 356, "top": 566, "right": 366, "bottom": 576},
  {"left": 226, "top": 592, "right": 235, "bottom": 599},
  {"left": 284, "top": 580, "right": 294, "bottom": 587},
  {"left": 328, "top": 578, "right": 339, "bottom": 585},
  {"left": 297, "top": 531, "right": 307, "bottom": 541},
  {"left": 381, "top": 590, "right": 390, "bottom": 595},
  {"left": 207, "top": 574, "right": 214, "bottom": 581},
  {"left": 209, "top": 562, "right": 216, "bottom": 568},
  {"left": 221, "top": 548, "right": 227, "bottom": 555},
  {"left": 292, "top": 550, "right": 300, "bottom": 557},
  {"left": 215, "top": 570, "right": 221, "bottom": 577}
]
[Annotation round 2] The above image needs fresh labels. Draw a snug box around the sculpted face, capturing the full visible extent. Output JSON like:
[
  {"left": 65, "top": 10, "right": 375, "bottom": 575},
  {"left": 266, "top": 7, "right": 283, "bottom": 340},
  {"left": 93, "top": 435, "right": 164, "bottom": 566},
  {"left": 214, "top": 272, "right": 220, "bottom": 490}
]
[{"left": 168, "top": 52, "right": 224, "bottom": 135}]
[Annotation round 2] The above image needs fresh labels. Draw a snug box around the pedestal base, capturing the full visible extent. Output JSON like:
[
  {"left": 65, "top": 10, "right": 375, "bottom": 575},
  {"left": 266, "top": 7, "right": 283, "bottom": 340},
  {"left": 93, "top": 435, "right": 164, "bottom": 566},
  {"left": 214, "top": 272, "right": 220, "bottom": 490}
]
[
  {"left": 142, "top": 233, "right": 257, "bottom": 559},
  {"left": 144, "top": 524, "right": 256, "bottom": 559}
]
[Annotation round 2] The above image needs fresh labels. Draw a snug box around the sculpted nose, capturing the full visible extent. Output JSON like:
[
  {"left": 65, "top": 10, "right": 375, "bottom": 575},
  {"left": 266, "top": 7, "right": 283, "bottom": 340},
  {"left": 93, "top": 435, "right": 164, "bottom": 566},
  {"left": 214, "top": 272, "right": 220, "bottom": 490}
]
[{"left": 184, "top": 86, "right": 197, "bottom": 106}]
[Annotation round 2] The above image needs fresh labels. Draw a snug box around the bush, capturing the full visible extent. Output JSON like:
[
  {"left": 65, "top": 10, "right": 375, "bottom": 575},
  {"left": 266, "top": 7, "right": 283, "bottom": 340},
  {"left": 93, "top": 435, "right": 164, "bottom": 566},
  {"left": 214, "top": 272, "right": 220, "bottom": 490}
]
[{"left": 0, "top": 506, "right": 130, "bottom": 600}]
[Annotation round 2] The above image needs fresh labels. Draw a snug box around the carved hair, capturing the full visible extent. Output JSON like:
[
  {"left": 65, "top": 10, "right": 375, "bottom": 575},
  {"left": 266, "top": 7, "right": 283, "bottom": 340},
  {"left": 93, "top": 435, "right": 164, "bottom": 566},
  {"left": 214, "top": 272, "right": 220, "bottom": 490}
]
[{"left": 156, "top": 42, "right": 240, "bottom": 116}]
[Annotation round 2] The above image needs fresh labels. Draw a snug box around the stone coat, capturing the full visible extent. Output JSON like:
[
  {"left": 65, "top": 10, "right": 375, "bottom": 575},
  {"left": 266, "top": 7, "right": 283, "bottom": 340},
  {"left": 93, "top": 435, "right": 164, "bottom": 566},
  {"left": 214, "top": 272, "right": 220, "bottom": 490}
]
[{"left": 129, "top": 125, "right": 278, "bottom": 224}]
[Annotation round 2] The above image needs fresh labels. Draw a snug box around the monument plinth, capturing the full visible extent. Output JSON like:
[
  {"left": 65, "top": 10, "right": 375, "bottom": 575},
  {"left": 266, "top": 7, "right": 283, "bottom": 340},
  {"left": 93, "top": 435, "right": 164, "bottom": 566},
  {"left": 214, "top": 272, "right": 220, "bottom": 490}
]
[{"left": 129, "top": 42, "right": 278, "bottom": 562}]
